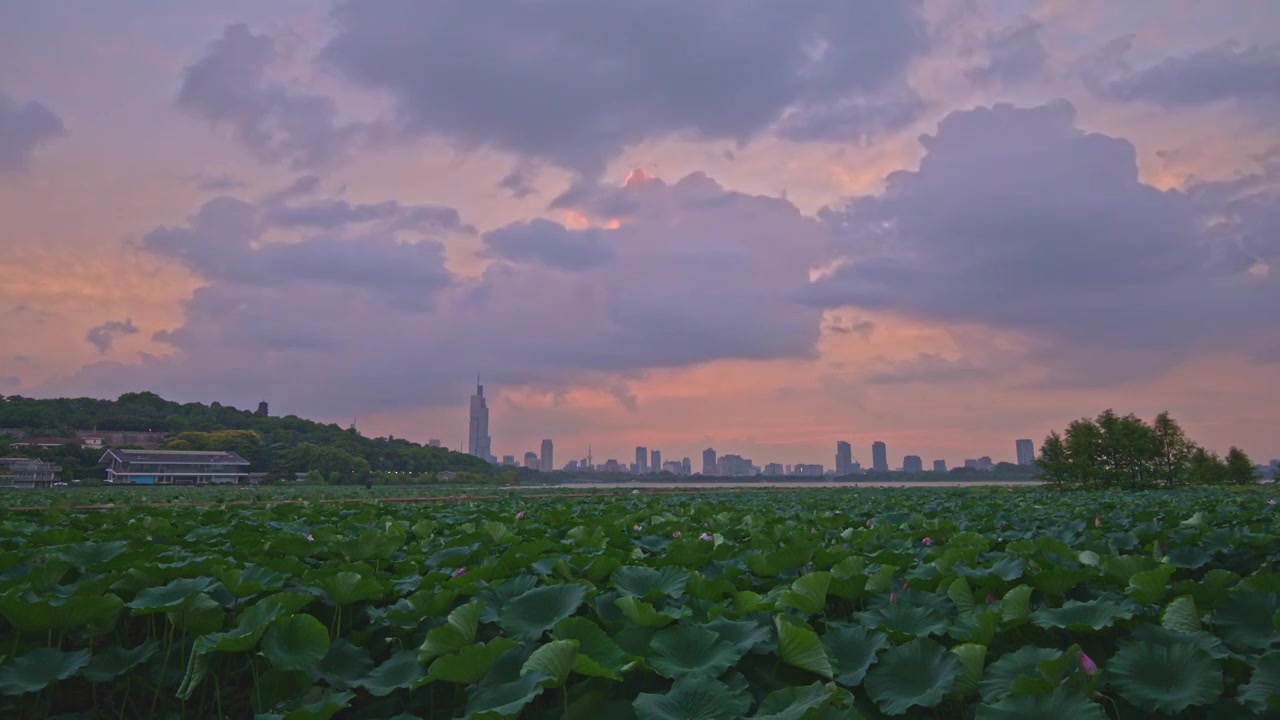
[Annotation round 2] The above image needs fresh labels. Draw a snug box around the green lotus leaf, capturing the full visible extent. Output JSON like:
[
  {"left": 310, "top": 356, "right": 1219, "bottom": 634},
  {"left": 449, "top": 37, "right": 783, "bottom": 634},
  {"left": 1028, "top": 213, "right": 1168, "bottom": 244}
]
[
  {"left": 951, "top": 643, "right": 987, "bottom": 697},
  {"left": 1237, "top": 652, "right": 1280, "bottom": 713},
  {"left": 0, "top": 648, "right": 90, "bottom": 695},
  {"left": 317, "top": 571, "right": 384, "bottom": 606},
  {"left": 0, "top": 591, "right": 124, "bottom": 633},
  {"left": 706, "top": 617, "right": 772, "bottom": 654},
  {"left": 346, "top": 650, "right": 424, "bottom": 695},
  {"left": 428, "top": 638, "right": 520, "bottom": 684},
  {"left": 1213, "top": 591, "right": 1278, "bottom": 651},
  {"left": 612, "top": 566, "right": 690, "bottom": 601},
  {"left": 1108, "top": 640, "right": 1223, "bottom": 714},
  {"left": 948, "top": 578, "right": 976, "bottom": 616},
  {"left": 1030, "top": 598, "right": 1134, "bottom": 632},
  {"left": 82, "top": 640, "right": 160, "bottom": 684},
  {"left": 127, "top": 576, "right": 219, "bottom": 614},
  {"left": 1166, "top": 546, "right": 1214, "bottom": 569},
  {"left": 499, "top": 584, "right": 587, "bottom": 640},
  {"left": 975, "top": 688, "right": 1108, "bottom": 720},
  {"left": 856, "top": 602, "right": 948, "bottom": 639},
  {"left": 775, "top": 616, "right": 834, "bottom": 680},
  {"left": 951, "top": 609, "right": 1000, "bottom": 646},
  {"left": 1001, "top": 585, "right": 1033, "bottom": 624},
  {"left": 777, "top": 571, "right": 831, "bottom": 616},
  {"left": 648, "top": 624, "right": 748, "bottom": 679},
  {"left": 176, "top": 598, "right": 285, "bottom": 699},
  {"left": 166, "top": 592, "right": 225, "bottom": 636},
  {"left": 864, "top": 638, "right": 962, "bottom": 715},
  {"left": 261, "top": 613, "right": 330, "bottom": 672},
  {"left": 418, "top": 601, "right": 483, "bottom": 663},
  {"left": 467, "top": 670, "right": 549, "bottom": 719},
  {"left": 1162, "top": 595, "right": 1202, "bottom": 633},
  {"left": 634, "top": 676, "right": 752, "bottom": 720},
  {"left": 263, "top": 689, "right": 354, "bottom": 720},
  {"left": 521, "top": 639, "right": 577, "bottom": 687},
  {"left": 821, "top": 625, "right": 888, "bottom": 687},
  {"left": 47, "top": 540, "right": 130, "bottom": 567},
  {"left": 218, "top": 564, "right": 286, "bottom": 599},
  {"left": 615, "top": 595, "right": 677, "bottom": 628},
  {"left": 315, "top": 639, "right": 373, "bottom": 686},
  {"left": 979, "top": 647, "right": 1063, "bottom": 704},
  {"left": 1126, "top": 566, "right": 1175, "bottom": 605},
  {"left": 1132, "top": 623, "right": 1229, "bottom": 659},
  {"left": 753, "top": 681, "right": 834, "bottom": 720},
  {"left": 554, "top": 616, "right": 630, "bottom": 679}
]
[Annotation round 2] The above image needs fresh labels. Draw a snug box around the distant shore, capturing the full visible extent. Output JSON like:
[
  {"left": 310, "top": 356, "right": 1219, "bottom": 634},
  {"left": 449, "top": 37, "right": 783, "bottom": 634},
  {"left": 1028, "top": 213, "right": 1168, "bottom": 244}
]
[{"left": 535, "top": 479, "right": 1043, "bottom": 489}]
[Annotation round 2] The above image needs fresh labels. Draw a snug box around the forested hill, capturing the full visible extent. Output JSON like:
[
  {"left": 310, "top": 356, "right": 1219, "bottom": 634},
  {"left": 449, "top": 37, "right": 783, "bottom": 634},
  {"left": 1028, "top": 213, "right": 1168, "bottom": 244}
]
[{"left": 0, "top": 391, "right": 492, "bottom": 481}]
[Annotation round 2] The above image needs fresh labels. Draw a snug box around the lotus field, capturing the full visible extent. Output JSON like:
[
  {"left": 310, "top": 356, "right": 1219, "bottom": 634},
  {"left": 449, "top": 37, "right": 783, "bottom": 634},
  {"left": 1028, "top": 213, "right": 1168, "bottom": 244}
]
[{"left": 2, "top": 488, "right": 1279, "bottom": 719}]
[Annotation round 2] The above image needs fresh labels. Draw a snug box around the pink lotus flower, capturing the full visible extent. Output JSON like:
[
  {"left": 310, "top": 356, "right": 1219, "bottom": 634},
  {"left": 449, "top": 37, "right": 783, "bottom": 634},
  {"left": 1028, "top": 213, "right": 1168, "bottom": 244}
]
[
  {"left": 890, "top": 592, "right": 897, "bottom": 603},
  {"left": 672, "top": 531, "right": 682, "bottom": 538},
  {"left": 1269, "top": 499, "right": 1277, "bottom": 506},
  {"left": 1078, "top": 652, "right": 1098, "bottom": 675},
  {"left": 1095, "top": 516, "right": 1102, "bottom": 528},
  {"left": 699, "top": 532, "right": 713, "bottom": 542},
  {"left": 921, "top": 537, "right": 932, "bottom": 546},
  {"left": 901, "top": 580, "right": 909, "bottom": 589},
  {"left": 986, "top": 592, "right": 996, "bottom": 605},
  {"left": 866, "top": 519, "right": 873, "bottom": 528},
  {"left": 306, "top": 534, "right": 314, "bottom": 541},
  {"left": 452, "top": 567, "right": 467, "bottom": 578},
  {"left": 516, "top": 511, "right": 525, "bottom": 520},
  {"left": 633, "top": 524, "right": 642, "bottom": 531}
]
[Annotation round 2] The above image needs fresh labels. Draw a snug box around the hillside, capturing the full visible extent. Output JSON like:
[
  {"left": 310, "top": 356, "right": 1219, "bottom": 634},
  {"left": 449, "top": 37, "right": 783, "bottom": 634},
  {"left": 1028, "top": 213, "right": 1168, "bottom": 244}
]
[{"left": 0, "top": 391, "right": 493, "bottom": 482}]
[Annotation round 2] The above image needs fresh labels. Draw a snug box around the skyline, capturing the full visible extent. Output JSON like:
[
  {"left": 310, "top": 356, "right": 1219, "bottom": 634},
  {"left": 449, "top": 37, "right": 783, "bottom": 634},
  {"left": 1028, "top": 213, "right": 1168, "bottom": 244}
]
[{"left": 1, "top": 2, "right": 1278, "bottom": 468}]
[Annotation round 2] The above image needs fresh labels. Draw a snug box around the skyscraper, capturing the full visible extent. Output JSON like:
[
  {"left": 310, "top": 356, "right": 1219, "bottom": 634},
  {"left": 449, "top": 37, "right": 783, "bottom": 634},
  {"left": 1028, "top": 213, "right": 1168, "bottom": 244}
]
[
  {"left": 933, "top": 459, "right": 947, "bottom": 472},
  {"left": 1016, "top": 439, "right": 1035, "bottom": 466},
  {"left": 872, "top": 441, "right": 888, "bottom": 472},
  {"left": 523, "top": 452, "right": 539, "bottom": 469},
  {"left": 650, "top": 449, "right": 661, "bottom": 473},
  {"left": 540, "top": 439, "right": 554, "bottom": 472},
  {"left": 681, "top": 457, "right": 691, "bottom": 475},
  {"left": 836, "top": 441, "right": 852, "bottom": 475},
  {"left": 635, "top": 446, "right": 648, "bottom": 474},
  {"left": 903, "top": 455, "right": 923, "bottom": 473},
  {"left": 702, "top": 448, "right": 717, "bottom": 475},
  {"left": 467, "top": 382, "right": 491, "bottom": 461}
]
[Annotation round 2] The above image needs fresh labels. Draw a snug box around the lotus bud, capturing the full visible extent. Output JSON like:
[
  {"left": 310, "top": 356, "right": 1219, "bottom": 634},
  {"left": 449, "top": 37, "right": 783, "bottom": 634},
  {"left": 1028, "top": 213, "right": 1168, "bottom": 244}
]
[{"left": 1078, "top": 652, "right": 1098, "bottom": 675}]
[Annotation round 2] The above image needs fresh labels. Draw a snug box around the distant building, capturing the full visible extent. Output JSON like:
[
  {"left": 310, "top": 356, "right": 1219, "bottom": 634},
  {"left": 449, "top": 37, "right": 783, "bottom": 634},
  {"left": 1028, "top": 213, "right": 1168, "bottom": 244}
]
[
  {"left": 428, "top": 439, "right": 442, "bottom": 448},
  {"left": 501, "top": 455, "right": 516, "bottom": 466},
  {"left": 903, "top": 455, "right": 924, "bottom": 473},
  {"left": 662, "top": 460, "right": 684, "bottom": 474},
  {"left": 793, "top": 463, "right": 824, "bottom": 477},
  {"left": 718, "top": 454, "right": 752, "bottom": 476},
  {"left": 964, "top": 459, "right": 979, "bottom": 469},
  {"left": 75, "top": 430, "right": 166, "bottom": 448},
  {"left": 836, "top": 441, "right": 852, "bottom": 475},
  {"left": 0, "top": 458, "right": 61, "bottom": 488},
  {"left": 764, "top": 463, "right": 785, "bottom": 476},
  {"left": 1015, "top": 439, "right": 1035, "bottom": 466},
  {"left": 563, "top": 460, "right": 580, "bottom": 471},
  {"left": 99, "top": 449, "right": 249, "bottom": 485},
  {"left": 540, "top": 439, "right": 554, "bottom": 472},
  {"left": 702, "top": 448, "right": 717, "bottom": 475},
  {"left": 12, "top": 437, "right": 82, "bottom": 449},
  {"left": 635, "top": 446, "right": 648, "bottom": 474},
  {"left": 468, "top": 383, "right": 492, "bottom": 461},
  {"left": 933, "top": 459, "right": 947, "bottom": 473},
  {"left": 650, "top": 449, "right": 661, "bottom": 474},
  {"left": 681, "top": 457, "right": 691, "bottom": 475},
  {"left": 872, "top": 441, "right": 888, "bottom": 472},
  {"left": 603, "top": 459, "right": 621, "bottom": 473},
  {"left": 523, "top": 451, "right": 539, "bottom": 469},
  {"left": 977, "top": 456, "right": 994, "bottom": 471}
]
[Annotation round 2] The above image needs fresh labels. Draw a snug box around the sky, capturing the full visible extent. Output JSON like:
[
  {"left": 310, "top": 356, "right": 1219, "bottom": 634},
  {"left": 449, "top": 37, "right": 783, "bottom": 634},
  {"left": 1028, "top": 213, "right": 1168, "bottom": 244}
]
[{"left": 1, "top": 1, "right": 1278, "bottom": 469}]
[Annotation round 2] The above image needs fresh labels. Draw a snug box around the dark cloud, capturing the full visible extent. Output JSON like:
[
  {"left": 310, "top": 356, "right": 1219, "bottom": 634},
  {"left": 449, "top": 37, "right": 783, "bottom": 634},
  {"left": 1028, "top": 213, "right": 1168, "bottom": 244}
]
[
  {"left": 178, "top": 24, "right": 373, "bottom": 169},
  {"left": 52, "top": 171, "right": 826, "bottom": 416},
  {"left": 497, "top": 162, "right": 539, "bottom": 198},
  {"left": 321, "top": 1, "right": 927, "bottom": 174},
  {"left": 966, "top": 21, "right": 1048, "bottom": 86},
  {"left": 0, "top": 91, "right": 66, "bottom": 173},
  {"left": 807, "top": 100, "right": 1280, "bottom": 379},
  {"left": 261, "top": 198, "right": 473, "bottom": 235},
  {"left": 1091, "top": 42, "right": 1280, "bottom": 111},
  {"left": 181, "top": 173, "right": 247, "bottom": 192},
  {"left": 775, "top": 91, "right": 926, "bottom": 143},
  {"left": 86, "top": 318, "right": 138, "bottom": 354},
  {"left": 823, "top": 315, "right": 876, "bottom": 338},
  {"left": 0, "top": 375, "right": 19, "bottom": 388},
  {"left": 865, "top": 353, "right": 995, "bottom": 385},
  {"left": 483, "top": 219, "right": 614, "bottom": 271}
]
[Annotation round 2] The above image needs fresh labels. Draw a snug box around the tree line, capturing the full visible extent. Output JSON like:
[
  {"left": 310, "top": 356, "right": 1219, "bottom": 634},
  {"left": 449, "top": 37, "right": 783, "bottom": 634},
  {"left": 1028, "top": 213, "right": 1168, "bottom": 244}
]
[{"left": 1037, "top": 409, "right": 1261, "bottom": 490}]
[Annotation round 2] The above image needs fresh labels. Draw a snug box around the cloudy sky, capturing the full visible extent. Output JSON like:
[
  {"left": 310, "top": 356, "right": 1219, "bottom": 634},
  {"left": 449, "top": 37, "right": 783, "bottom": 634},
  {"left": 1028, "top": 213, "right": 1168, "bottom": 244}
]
[{"left": 2, "top": 1, "right": 1278, "bottom": 468}]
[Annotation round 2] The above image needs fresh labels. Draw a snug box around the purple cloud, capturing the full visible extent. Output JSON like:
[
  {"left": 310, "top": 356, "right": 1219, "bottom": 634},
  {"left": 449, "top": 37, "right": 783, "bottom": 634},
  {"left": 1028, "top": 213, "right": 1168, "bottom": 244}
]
[
  {"left": 483, "top": 219, "right": 614, "bottom": 271},
  {"left": 86, "top": 318, "right": 138, "bottom": 354},
  {"left": 320, "top": 1, "right": 928, "bottom": 174},
  {"left": 0, "top": 91, "right": 65, "bottom": 173},
  {"left": 1092, "top": 42, "right": 1280, "bottom": 112},
  {"left": 966, "top": 21, "right": 1048, "bottom": 86}
]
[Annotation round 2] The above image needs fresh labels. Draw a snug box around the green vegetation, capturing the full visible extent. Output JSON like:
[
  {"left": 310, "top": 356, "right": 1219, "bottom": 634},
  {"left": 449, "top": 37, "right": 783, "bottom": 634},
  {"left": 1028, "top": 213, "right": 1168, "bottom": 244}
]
[
  {"left": 1037, "top": 410, "right": 1261, "bottom": 490},
  {"left": 2, "top": 486, "right": 1279, "bottom": 718},
  {"left": 0, "top": 392, "right": 493, "bottom": 482}
]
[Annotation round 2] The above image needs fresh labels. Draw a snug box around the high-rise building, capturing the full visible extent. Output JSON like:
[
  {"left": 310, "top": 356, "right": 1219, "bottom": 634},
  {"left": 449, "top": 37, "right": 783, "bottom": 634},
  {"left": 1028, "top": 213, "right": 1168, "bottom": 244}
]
[
  {"left": 764, "top": 463, "right": 785, "bottom": 476},
  {"left": 903, "top": 455, "right": 924, "bottom": 473},
  {"left": 540, "top": 439, "right": 554, "bottom": 472},
  {"left": 933, "top": 459, "right": 947, "bottom": 473},
  {"left": 1016, "top": 439, "right": 1035, "bottom": 466},
  {"left": 977, "top": 456, "right": 994, "bottom": 471},
  {"left": 793, "top": 463, "right": 824, "bottom": 477},
  {"left": 702, "top": 448, "right": 717, "bottom": 475},
  {"left": 872, "top": 441, "right": 888, "bottom": 472},
  {"left": 467, "top": 382, "right": 491, "bottom": 461},
  {"left": 662, "top": 460, "right": 684, "bottom": 474},
  {"left": 681, "top": 457, "right": 691, "bottom": 475},
  {"left": 651, "top": 449, "right": 661, "bottom": 474},
  {"left": 635, "top": 446, "right": 648, "bottom": 474},
  {"left": 836, "top": 441, "right": 852, "bottom": 475},
  {"left": 718, "top": 454, "right": 752, "bottom": 476},
  {"left": 523, "top": 452, "right": 539, "bottom": 469},
  {"left": 501, "top": 454, "right": 516, "bottom": 466}
]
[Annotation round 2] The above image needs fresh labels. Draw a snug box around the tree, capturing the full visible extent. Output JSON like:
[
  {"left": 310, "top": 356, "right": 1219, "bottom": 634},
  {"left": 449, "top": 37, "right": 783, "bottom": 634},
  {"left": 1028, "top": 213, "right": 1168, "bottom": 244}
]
[
  {"left": 1224, "top": 447, "right": 1260, "bottom": 485},
  {"left": 1036, "top": 431, "right": 1070, "bottom": 489},
  {"left": 1064, "top": 418, "right": 1105, "bottom": 489},
  {"left": 1152, "top": 411, "right": 1193, "bottom": 488},
  {"left": 1187, "top": 446, "right": 1226, "bottom": 485}
]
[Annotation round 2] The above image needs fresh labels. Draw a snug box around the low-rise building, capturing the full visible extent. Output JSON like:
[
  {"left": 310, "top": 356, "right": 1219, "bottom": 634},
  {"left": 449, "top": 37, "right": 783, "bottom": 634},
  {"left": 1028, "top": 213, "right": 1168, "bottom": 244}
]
[
  {"left": 12, "top": 437, "right": 82, "bottom": 449},
  {"left": 99, "top": 449, "right": 249, "bottom": 485},
  {"left": 0, "top": 458, "right": 62, "bottom": 488}
]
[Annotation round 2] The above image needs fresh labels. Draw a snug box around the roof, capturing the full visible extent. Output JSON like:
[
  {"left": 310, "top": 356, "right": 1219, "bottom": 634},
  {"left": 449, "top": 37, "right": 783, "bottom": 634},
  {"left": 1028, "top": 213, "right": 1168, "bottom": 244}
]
[
  {"left": 12, "top": 437, "right": 83, "bottom": 446},
  {"left": 99, "top": 449, "right": 250, "bottom": 466}
]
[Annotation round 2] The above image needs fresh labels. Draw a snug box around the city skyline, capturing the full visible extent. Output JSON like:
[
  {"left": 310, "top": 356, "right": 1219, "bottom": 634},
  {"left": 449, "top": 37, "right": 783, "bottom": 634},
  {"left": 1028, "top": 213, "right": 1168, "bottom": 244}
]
[{"left": 3, "top": 3, "right": 1278, "bottom": 467}]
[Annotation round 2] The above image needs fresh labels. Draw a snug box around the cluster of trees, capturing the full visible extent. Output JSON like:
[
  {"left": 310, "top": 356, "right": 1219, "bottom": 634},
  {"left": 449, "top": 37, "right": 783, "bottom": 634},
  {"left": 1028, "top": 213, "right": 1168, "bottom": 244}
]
[
  {"left": 1037, "top": 409, "right": 1260, "bottom": 490},
  {"left": 0, "top": 392, "right": 491, "bottom": 483}
]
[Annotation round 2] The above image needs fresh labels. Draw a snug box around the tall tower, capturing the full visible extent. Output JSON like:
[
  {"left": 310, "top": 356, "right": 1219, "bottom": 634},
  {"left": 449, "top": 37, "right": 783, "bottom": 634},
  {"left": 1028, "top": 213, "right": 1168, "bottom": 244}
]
[
  {"left": 635, "top": 446, "right": 648, "bottom": 474},
  {"left": 836, "top": 441, "right": 852, "bottom": 475},
  {"left": 651, "top": 449, "right": 661, "bottom": 474},
  {"left": 541, "top": 439, "right": 554, "bottom": 472},
  {"left": 872, "top": 441, "right": 888, "bottom": 472},
  {"left": 468, "top": 380, "right": 491, "bottom": 461},
  {"left": 702, "top": 448, "right": 717, "bottom": 476},
  {"left": 1016, "top": 439, "right": 1035, "bottom": 465}
]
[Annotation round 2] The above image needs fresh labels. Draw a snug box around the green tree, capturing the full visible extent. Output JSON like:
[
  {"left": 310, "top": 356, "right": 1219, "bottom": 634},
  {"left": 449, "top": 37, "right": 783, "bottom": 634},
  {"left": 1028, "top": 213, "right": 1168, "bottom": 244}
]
[
  {"left": 1064, "top": 418, "right": 1104, "bottom": 489},
  {"left": 1224, "top": 447, "right": 1260, "bottom": 485},
  {"left": 1036, "top": 431, "right": 1070, "bottom": 489},
  {"left": 1186, "top": 446, "right": 1226, "bottom": 485},
  {"left": 1152, "top": 411, "right": 1193, "bottom": 488}
]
